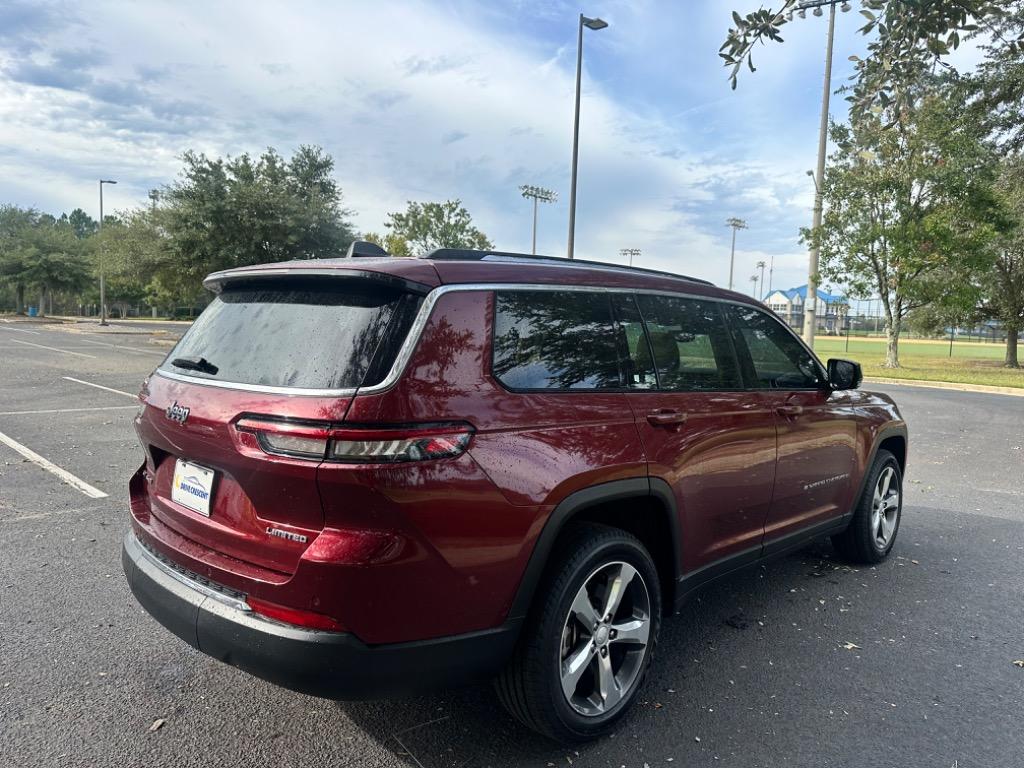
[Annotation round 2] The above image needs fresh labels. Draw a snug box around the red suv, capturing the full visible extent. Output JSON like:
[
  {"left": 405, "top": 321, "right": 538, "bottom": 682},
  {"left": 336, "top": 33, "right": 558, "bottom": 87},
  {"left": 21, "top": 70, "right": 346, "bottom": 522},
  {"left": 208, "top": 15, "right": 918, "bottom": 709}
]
[{"left": 123, "top": 248, "right": 907, "bottom": 741}]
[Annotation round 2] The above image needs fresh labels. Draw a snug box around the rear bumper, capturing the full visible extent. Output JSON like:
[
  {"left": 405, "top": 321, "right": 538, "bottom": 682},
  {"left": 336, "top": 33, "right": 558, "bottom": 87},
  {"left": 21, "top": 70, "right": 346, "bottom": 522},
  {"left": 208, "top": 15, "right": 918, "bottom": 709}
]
[{"left": 122, "top": 530, "right": 519, "bottom": 699}]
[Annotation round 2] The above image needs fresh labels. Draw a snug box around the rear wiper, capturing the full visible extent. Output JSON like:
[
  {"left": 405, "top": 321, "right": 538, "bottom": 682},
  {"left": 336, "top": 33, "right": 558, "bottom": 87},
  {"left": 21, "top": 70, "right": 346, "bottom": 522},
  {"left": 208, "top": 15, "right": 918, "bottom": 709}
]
[{"left": 171, "top": 355, "right": 219, "bottom": 375}]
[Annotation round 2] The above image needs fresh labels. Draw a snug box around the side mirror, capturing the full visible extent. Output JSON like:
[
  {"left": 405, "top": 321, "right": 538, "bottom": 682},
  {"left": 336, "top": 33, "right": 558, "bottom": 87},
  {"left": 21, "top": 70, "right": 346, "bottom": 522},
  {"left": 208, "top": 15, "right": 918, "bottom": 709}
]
[{"left": 827, "top": 358, "right": 862, "bottom": 390}]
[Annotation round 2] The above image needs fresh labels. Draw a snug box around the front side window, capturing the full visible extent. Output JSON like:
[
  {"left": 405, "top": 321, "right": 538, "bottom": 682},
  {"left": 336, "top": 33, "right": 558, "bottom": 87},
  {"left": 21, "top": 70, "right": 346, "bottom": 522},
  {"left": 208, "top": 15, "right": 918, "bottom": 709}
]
[
  {"left": 635, "top": 295, "right": 741, "bottom": 391},
  {"left": 492, "top": 290, "right": 622, "bottom": 390},
  {"left": 727, "top": 305, "right": 824, "bottom": 389}
]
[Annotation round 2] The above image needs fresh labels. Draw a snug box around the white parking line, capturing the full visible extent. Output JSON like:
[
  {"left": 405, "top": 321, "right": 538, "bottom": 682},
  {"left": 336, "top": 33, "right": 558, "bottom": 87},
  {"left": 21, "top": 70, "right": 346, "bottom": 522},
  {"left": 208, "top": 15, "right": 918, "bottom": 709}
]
[
  {"left": 10, "top": 338, "right": 97, "bottom": 358},
  {"left": 62, "top": 376, "right": 137, "bottom": 399},
  {"left": 76, "top": 337, "right": 165, "bottom": 356},
  {"left": 0, "top": 429, "right": 108, "bottom": 499},
  {"left": 0, "top": 405, "right": 137, "bottom": 416},
  {"left": 0, "top": 325, "right": 41, "bottom": 335}
]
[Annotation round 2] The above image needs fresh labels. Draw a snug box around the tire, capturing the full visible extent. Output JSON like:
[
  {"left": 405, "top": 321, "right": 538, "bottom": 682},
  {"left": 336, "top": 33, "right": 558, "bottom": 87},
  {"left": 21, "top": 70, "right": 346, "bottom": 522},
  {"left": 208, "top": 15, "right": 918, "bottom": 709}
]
[
  {"left": 831, "top": 449, "right": 903, "bottom": 564},
  {"left": 495, "top": 522, "right": 661, "bottom": 743}
]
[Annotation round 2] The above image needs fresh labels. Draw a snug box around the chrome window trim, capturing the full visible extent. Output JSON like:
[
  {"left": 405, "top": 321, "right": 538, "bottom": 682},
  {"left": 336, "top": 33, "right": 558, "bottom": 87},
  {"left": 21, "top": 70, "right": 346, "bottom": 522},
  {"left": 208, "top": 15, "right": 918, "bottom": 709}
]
[
  {"left": 156, "top": 281, "right": 815, "bottom": 398},
  {"left": 137, "top": 538, "right": 251, "bottom": 612}
]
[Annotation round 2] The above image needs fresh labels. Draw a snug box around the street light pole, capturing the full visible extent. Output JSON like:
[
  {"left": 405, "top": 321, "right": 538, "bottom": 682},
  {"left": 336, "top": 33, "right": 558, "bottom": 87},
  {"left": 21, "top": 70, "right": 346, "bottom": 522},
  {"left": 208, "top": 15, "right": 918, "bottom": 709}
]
[
  {"left": 725, "top": 217, "right": 747, "bottom": 291},
  {"left": 98, "top": 179, "right": 117, "bottom": 327},
  {"left": 519, "top": 185, "right": 557, "bottom": 255},
  {"left": 794, "top": 0, "right": 850, "bottom": 346},
  {"left": 566, "top": 13, "right": 608, "bottom": 260}
]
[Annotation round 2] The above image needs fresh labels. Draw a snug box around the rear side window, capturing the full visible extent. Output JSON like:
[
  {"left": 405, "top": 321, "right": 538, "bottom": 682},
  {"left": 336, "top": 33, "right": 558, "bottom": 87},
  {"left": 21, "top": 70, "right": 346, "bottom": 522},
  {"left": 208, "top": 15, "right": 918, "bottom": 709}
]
[
  {"left": 161, "top": 279, "right": 422, "bottom": 390},
  {"left": 635, "top": 295, "right": 741, "bottom": 391},
  {"left": 727, "top": 305, "right": 824, "bottom": 389},
  {"left": 492, "top": 290, "right": 622, "bottom": 390}
]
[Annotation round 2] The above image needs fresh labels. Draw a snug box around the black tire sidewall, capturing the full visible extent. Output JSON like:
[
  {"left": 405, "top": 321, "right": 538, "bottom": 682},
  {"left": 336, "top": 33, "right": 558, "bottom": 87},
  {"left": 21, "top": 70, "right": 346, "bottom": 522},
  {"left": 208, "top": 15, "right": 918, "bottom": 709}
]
[{"left": 542, "top": 535, "right": 661, "bottom": 739}]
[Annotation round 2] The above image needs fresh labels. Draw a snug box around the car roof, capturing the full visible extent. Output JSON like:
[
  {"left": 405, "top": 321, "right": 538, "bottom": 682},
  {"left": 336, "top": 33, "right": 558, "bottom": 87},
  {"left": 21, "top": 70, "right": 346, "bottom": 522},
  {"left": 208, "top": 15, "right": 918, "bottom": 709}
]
[{"left": 203, "top": 247, "right": 759, "bottom": 306}]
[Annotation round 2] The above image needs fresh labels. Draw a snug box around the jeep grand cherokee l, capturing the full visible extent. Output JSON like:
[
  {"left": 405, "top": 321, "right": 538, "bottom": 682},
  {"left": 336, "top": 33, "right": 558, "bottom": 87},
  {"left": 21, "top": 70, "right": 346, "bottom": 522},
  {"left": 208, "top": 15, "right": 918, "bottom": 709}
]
[{"left": 122, "top": 247, "right": 907, "bottom": 742}]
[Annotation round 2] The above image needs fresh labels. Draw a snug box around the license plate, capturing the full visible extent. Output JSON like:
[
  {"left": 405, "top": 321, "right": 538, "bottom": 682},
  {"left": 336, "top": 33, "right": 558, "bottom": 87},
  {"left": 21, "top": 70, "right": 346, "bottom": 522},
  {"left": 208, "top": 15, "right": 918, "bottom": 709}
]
[{"left": 171, "top": 459, "right": 215, "bottom": 516}]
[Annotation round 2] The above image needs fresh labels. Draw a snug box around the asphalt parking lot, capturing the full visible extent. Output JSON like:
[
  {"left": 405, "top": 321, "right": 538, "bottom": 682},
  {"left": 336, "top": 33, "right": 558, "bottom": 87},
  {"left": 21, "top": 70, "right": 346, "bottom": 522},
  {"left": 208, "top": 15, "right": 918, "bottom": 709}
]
[{"left": 1, "top": 317, "right": 1022, "bottom": 768}]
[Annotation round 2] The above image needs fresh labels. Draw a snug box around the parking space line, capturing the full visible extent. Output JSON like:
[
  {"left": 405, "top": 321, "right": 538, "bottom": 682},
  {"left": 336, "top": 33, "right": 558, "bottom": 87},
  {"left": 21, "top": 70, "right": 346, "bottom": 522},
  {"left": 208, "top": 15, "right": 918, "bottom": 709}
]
[
  {"left": 62, "top": 376, "right": 137, "bottom": 399},
  {"left": 11, "top": 338, "right": 97, "bottom": 358},
  {"left": 0, "top": 405, "right": 137, "bottom": 416},
  {"left": 76, "top": 337, "right": 166, "bottom": 356},
  {"left": 0, "top": 429, "right": 108, "bottom": 499},
  {"left": 0, "top": 326, "right": 41, "bottom": 334}
]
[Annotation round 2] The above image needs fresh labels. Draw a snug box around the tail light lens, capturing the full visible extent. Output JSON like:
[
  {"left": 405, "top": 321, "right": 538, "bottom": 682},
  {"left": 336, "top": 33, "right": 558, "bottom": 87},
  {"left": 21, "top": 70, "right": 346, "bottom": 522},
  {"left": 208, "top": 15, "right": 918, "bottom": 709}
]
[
  {"left": 235, "top": 418, "right": 473, "bottom": 464},
  {"left": 246, "top": 596, "right": 345, "bottom": 632}
]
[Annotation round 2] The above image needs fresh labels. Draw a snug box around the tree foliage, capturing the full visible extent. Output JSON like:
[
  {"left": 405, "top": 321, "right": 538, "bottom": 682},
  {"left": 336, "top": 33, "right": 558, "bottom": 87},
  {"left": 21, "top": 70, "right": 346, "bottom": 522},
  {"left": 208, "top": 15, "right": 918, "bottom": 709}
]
[
  {"left": 721, "top": 1, "right": 1020, "bottom": 117},
  {"left": 161, "top": 145, "right": 356, "bottom": 277},
  {"left": 982, "top": 157, "right": 1024, "bottom": 366},
  {"left": 805, "top": 79, "right": 999, "bottom": 367},
  {"left": 383, "top": 199, "right": 493, "bottom": 254},
  {"left": 0, "top": 206, "right": 89, "bottom": 315}
]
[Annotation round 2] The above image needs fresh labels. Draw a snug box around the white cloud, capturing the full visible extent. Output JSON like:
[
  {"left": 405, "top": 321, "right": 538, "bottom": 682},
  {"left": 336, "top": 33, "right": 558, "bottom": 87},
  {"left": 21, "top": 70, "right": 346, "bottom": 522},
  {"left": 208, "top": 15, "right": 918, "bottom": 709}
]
[{"left": 0, "top": 0, "right": 909, "bottom": 294}]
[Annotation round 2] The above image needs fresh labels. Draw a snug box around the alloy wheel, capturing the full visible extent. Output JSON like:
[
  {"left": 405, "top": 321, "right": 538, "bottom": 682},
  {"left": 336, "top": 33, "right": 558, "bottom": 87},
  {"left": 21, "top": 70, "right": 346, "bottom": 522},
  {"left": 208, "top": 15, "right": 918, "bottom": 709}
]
[
  {"left": 559, "top": 561, "right": 651, "bottom": 716},
  {"left": 871, "top": 465, "right": 900, "bottom": 549}
]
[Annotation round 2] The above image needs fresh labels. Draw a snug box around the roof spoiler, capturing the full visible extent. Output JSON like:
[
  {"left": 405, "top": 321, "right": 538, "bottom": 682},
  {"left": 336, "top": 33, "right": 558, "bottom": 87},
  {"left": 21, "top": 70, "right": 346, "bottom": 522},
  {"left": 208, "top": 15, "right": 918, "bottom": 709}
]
[{"left": 345, "top": 240, "right": 389, "bottom": 258}]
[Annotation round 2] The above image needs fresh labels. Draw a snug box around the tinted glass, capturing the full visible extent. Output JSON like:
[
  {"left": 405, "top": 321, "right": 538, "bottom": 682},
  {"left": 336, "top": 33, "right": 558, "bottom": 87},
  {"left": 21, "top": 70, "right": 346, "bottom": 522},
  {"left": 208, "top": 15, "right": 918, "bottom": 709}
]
[
  {"left": 493, "top": 291, "right": 622, "bottom": 390},
  {"left": 611, "top": 294, "right": 656, "bottom": 390},
  {"left": 636, "top": 295, "right": 741, "bottom": 390},
  {"left": 160, "top": 280, "right": 422, "bottom": 389},
  {"left": 728, "top": 305, "right": 824, "bottom": 389}
]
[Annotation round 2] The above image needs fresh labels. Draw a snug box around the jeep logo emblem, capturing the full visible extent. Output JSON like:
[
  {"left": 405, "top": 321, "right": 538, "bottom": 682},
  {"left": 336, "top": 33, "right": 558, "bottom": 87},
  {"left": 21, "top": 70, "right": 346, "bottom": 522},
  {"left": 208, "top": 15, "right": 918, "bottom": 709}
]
[{"left": 165, "top": 401, "right": 190, "bottom": 425}]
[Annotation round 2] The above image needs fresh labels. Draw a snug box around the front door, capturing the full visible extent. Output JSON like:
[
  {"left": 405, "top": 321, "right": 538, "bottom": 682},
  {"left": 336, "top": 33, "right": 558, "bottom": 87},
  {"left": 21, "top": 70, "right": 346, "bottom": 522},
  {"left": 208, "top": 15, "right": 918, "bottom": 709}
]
[
  {"left": 612, "top": 294, "right": 777, "bottom": 573},
  {"left": 725, "top": 304, "right": 857, "bottom": 546}
]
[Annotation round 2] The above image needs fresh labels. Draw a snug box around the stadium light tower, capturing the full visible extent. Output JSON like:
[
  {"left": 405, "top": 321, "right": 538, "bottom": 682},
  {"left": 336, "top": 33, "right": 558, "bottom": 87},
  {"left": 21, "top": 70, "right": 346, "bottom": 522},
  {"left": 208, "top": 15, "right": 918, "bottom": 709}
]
[
  {"left": 619, "top": 247, "right": 641, "bottom": 266},
  {"left": 725, "top": 217, "right": 747, "bottom": 291},
  {"left": 98, "top": 179, "right": 117, "bottom": 326},
  {"left": 519, "top": 185, "right": 558, "bottom": 255}
]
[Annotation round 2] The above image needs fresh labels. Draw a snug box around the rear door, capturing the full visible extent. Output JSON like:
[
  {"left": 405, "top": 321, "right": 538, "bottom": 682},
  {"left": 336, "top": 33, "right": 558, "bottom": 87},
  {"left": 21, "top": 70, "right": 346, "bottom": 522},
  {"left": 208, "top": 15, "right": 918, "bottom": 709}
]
[
  {"left": 136, "top": 276, "right": 424, "bottom": 574},
  {"left": 614, "top": 293, "right": 777, "bottom": 572},
  {"left": 724, "top": 304, "right": 857, "bottom": 546}
]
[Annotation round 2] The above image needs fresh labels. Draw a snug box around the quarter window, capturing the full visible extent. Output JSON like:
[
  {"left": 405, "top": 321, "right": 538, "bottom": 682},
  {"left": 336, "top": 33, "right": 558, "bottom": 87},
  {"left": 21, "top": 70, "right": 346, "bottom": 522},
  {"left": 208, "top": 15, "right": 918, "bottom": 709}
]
[
  {"left": 492, "top": 290, "right": 623, "bottom": 390},
  {"left": 727, "top": 305, "right": 824, "bottom": 389},
  {"left": 635, "top": 295, "right": 741, "bottom": 391}
]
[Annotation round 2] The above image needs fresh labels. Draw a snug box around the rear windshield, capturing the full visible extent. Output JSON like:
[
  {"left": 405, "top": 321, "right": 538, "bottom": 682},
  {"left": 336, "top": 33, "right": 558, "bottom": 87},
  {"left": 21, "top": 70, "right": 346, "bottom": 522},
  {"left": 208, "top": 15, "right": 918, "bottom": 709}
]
[{"left": 160, "top": 279, "right": 422, "bottom": 390}]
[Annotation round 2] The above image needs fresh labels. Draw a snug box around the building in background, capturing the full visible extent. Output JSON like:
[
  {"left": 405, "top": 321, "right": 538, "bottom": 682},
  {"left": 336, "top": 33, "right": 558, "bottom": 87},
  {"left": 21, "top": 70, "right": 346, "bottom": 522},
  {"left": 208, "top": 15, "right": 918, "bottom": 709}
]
[{"left": 763, "top": 285, "right": 849, "bottom": 334}]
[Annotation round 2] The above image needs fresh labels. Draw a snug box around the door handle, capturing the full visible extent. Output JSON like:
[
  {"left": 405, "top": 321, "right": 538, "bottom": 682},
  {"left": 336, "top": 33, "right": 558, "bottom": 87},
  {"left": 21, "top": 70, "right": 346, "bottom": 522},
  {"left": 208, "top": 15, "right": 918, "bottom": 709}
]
[
  {"left": 775, "top": 404, "right": 804, "bottom": 417},
  {"left": 647, "top": 410, "right": 688, "bottom": 427}
]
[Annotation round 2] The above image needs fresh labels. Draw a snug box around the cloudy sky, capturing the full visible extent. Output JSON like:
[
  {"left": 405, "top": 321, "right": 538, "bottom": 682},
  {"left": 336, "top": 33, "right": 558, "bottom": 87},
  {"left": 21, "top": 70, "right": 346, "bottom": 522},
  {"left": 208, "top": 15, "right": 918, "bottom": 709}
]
[{"left": 0, "top": 0, "right": 981, "bottom": 294}]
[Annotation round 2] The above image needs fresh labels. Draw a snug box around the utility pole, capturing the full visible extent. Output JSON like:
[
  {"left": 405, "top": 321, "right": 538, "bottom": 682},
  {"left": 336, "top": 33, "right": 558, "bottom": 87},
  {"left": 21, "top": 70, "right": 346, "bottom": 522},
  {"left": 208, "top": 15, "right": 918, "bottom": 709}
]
[
  {"left": 619, "top": 248, "right": 641, "bottom": 267},
  {"left": 519, "top": 185, "right": 557, "bottom": 255},
  {"left": 725, "top": 217, "right": 747, "bottom": 291}
]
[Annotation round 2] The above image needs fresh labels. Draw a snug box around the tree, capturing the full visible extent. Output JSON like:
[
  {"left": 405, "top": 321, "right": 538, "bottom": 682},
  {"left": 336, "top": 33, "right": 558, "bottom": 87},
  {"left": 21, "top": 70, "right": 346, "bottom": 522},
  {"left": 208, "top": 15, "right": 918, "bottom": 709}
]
[
  {"left": 970, "top": 4, "right": 1024, "bottom": 152},
  {"left": 806, "top": 79, "right": 998, "bottom": 367},
  {"left": 362, "top": 231, "right": 413, "bottom": 257},
  {"left": 0, "top": 207, "right": 89, "bottom": 316},
  {"left": 982, "top": 158, "right": 1024, "bottom": 366},
  {"left": 383, "top": 200, "right": 493, "bottom": 254},
  {"left": 0, "top": 205, "right": 34, "bottom": 313},
  {"left": 161, "top": 145, "right": 356, "bottom": 278},
  {"left": 721, "top": 1, "right": 1018, "bottom": 117}
]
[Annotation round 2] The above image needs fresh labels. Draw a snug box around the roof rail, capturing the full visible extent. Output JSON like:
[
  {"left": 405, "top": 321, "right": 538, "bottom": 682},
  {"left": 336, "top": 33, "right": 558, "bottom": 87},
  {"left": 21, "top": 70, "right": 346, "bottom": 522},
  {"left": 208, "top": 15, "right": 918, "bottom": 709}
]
[{"left": 420, "top": 248, "right": 714, "bottom": 286}]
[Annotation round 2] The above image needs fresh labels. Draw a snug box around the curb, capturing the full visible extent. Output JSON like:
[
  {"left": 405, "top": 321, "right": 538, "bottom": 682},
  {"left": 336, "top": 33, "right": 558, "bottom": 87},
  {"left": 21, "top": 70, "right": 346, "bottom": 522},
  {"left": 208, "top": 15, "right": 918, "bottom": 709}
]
[{"left": 864, "top": 376, "right": 1024, "bottom": 398}]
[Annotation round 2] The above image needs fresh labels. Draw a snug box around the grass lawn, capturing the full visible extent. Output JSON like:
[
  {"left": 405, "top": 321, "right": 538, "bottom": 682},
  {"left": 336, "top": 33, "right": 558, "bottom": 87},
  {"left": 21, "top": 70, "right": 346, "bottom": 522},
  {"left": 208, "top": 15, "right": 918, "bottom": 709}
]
[{"left": 813, "top": 336, "right": 1024, "bottom": 389}]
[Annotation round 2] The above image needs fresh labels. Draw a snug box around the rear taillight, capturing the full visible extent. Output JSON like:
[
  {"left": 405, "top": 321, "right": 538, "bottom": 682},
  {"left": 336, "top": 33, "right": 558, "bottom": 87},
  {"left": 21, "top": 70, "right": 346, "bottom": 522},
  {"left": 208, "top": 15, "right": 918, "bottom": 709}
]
[
  {"left": 235, "top": 418, "right": 473, "bottom": 464},
  {"left": 246, "top": 596, "right": 345, "bottom": 632}
]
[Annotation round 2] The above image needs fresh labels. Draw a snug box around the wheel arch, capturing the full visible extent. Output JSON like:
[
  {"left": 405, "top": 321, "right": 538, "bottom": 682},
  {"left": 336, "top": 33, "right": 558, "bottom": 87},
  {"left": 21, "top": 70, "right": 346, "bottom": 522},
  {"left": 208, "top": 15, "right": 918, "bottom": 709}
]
[
  {"left": 508, "top": 478, "right": 681, "bottom": 621},
  {"left": 852, "top": 423, "right": 908, "bottom": 509}
]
